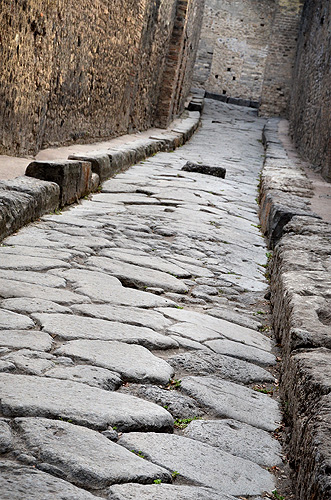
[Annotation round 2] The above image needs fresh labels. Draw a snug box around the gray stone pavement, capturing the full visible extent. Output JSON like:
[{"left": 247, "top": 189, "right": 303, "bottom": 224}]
[{"left": 0, "top": 100, "right": 283, "bottom": 498}]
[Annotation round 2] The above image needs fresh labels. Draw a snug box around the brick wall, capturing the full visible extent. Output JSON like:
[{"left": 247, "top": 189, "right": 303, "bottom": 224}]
[
  {"left": 288, "top": 0, "right": 331, "bottom": 182},
  {"left": 0, "top": 0, "right": 203, "bottom": 156}
]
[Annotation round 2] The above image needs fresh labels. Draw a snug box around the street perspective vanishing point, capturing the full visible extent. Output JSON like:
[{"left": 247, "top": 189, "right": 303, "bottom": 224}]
[{"left": 0, "top": 1, "right": 330, "bottom": 500}]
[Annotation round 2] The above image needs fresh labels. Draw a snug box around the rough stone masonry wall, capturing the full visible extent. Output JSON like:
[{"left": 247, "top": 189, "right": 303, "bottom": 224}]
[
  {"left": 288, "top": 0, "right": 331, "bottom": 182},
  {"left": 193, "top": 0, "right": 275, "bottom": 102},
  {"left": 0, "top": 0, "right": 203, "bottom": 156}
]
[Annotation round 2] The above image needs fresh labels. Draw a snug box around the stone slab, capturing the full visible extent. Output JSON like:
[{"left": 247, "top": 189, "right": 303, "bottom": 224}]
[
  {"left": 0, "top": 254, "right": 70, "bottom": 270},
  {"left": 107, "top": 484, "right": 235, "bottom": 500},
  {"left": 34, "top": 313, "right": 177, "bottom": 349},
  {"left": 0, "top": 421, "right": 13, "bottom": 453},
  {"left": 16, "top": 418, "right": 171, "bottom": 489},
  {"left": 181, "top": 376, "right": 281, "bottom": 431},
  {"left": 167, "top": 322, "right": 221, "bottom": 342},
  {"left": 158, "top": 308, "right": 273, "bottom": 351},
  {"left": 205, "top": 338, "right": 276, "bottom": 367},
  {"left": 0, "top": 461, "right": 98, "bottom": 499},
  {"left": 183, "top": 419, "right": 282, "bottom": 466},
  {"left": 0, "top": 330, "right": 53, "bottom": 350},
  {"left": 44, "top": 365, "right": 122, "bottom": 391},
  {"left": 56, "top": 340, "right": 174, "bottom": 384},
  {"left": 0, "top": 309, "right": 34, "bottom": 330},
  {"left": 118, "top": 432, "right": 274, "bottom": 496},
  {"left": 1, "top": 298, "right": 70, "bottom": 314},
  {"left": 0, "top": 279, "right": 88, "bottom": 305},
  {"left": 87, "top": 256, "right": 188, "bottom": 293},
  {"left": 71, "top": 303, "right": 172, "bottom": 331},
  {"left": 0, "top": 269, "right": 66, "bottom": 288},
  {"left": 0, "top": 374, "right": 173, "bottom": 431}
]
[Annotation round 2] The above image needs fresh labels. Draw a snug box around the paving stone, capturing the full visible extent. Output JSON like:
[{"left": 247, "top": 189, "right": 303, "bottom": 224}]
[
  {"left": 0, "top": 253, "right": 70, "bottom": 270},
  {"left": 0, "top": 421, "right": 13, "bottom": 452},
  {"left": 0, "top": 360, "right": 15, "bottom": 372},
  {"left": 207, "top": 307, "right": 262, "bottom": 330},
  {"left": 170, "top": 335, "right": 209, "bottom": 351},
  {"left": 1, "top": 298, "right": 71, "bottom": 314},
  {"left": 71, "top": 303, "right": 172, "bottom": 331},
  {"left": 180, "top": 376, "right": 281, "bottom": 431},
  {"left": 0, "top": 279, "right": 88, "bottom": 305},
  {"left": 87, "top": 256, "right": 188, "bottom": 293},
  {"left": 107, "top": 483, "right": 235, "bottom": 500},
  {"left": 44, "top": 365, "right": 122, "bottom": 390},
  {"left": 0, "top": 330, "right": 53, "bottom": 350},
  {"left": 0, "top": 374, "right": 173, "bottom": 431},
  {"left": 56, "top": 340, "right": 174, "bottom": 384},
  {"left": 15, "top": 418, "right": 171, "bottom": 489},
  {"left": 100, "top": 249, "right": 191, "bottom": 277},
  {"left": 0, "top": 269, "right": 66, "bottom": 288},
  {"left": 167, "top": 322, "right": 221, "bottom": 342},
  {"left": 183, "top": 419, "right": 282, "bottom": 467},
  {"left": 54, "top": 269, "right": 174, "bottom": 307},
  {"left": 118, "top": 432, "right": 274, "bottom": 496},
  {"left": 3, "top": 349, "right": 55, "bottom": 375},
  {"left": 205, "top": 338, "right": 276, "bottom": 367},
  {"left": 0, "top": 309, "right": 34, "bottom": 330},
  {"left": 34, "top": 313, "right": 177, "bottom": 349},
  {"left": 0, "top": 461, "right": 97, "bottom": 500},
  {"left": 158, "top": 308, "right": 272, "bottom": 351},
  {"left": 167, "top": 351, "right": 275, "bottom": 384}
]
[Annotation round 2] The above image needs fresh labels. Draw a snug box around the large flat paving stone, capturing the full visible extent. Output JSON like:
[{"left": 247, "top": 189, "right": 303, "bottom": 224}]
[
  {"left": 118, "top": 432, "right": 274, "bottom": 496},
  {"left": 71, "top": 303, "right": 172, "bottom": 331},
  {"left": 0, "top": 269, "right": 66, "bottom": 288},
  {"left": 0, "top": 279, "right": 88, "bottom": 305},
  {"left": 0, "top": 330, "right": 53, "bottom": 350},
  {"left": 181, "top": 376, "right": 281, "bottom": 431},
  {"left": 158, "top": 308, "right": 273, "bottom": 351},
  {"left": 100, "top": 249, "right": 191, "bottom": 278},
  {"left": 0, "top": 309, "right": 34, "bottom": 330},
  {"left": 168, "top": 351, "right": 275, "bottom": 384},
  {"left": 1, "top": 298, "right": 70, "bottom": 314},
  {"left": 0, "top": 374, "right": 173, "bottom": 431},
  {"left": 167, "top": 322, "right": 222, "bottom": 342},
  {"left": 0, "top": 253, "right": 70, "bottom": 270},
  {"left": 205, "top": 338, "right": 276, "bottom": 367},
  {"left": 54, "top": 269, "right": 175, "bottom": 307},
  {"left": 33, "top": 313, "right": 177, "bottom": 349},
  {"left": 87, "top": 256, "right": 189, "bottom": 293},
  {"left": 15, "top": 418, "right": 171, "bottom": 489},
  {"left": 183, "top": 419, "right": 282, "bottom": 467},
  {"left": 107, "top": 483, "right": 236, "bottom": 500},
  {"left": 56, "top": 340, "right": 174, "bottom": 384},
  {"left": 0, "top": 461, "right": 97, "bottom": 499}
]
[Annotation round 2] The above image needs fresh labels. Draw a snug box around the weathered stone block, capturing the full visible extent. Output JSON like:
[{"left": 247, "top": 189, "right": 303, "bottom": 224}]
[
  {"left": 181, "top": 161, "right": 226, "bottom": 178},
  {"left": 68, "top": 153, "right": 112, "bottom": 183},
  {"left": 26, "top": 160, "right": 92, "bottom": 207}
]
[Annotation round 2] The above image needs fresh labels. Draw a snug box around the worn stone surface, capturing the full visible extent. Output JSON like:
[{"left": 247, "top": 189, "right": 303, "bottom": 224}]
[
  {"left": 181, "top": 376, "right": 281, "bottom": 431},
  {"left": 184, "top": 419, "right": 282, "bottom": 466},
  {"left": 107, "top": 484, "right": 235, "bottom": 500},
  {"left": 56, "top": 340, "right": 174, "bottom": 384},
  {"left": 0, "top": 331, "right": 53, "bottom": 351},
  {"left": 15, "top": 418, "right": 171, "bottom": 488},
  {"left": 0, "top": 461, "right": 98, "bottom": 499},
  {"left": 205, "top": 338, "right": 276, "bottom": 367},
  {"left": 118, "top": 432, "right": 274, "bottom": 496},
  {"left": 181, "top": 161, "right": 226, "bottom": 178},
  {"left": 34, "top": 313, "right": 177, "bottom": 349},
  {"left": 0, "top": 309, "right": 34, "bottom": 330},
  {"left": 0, "top": 374, "right": 173, "bottom": 431},
  {"left": 0, "top": 421, "right": 13, "bottom": 453}
]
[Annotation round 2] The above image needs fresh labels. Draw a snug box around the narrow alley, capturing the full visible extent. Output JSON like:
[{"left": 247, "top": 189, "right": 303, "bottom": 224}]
[{"left": 0, "top": 101, "right": 284, "bottom": 499}]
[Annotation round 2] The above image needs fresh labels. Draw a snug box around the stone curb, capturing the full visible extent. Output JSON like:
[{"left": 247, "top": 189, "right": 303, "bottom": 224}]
[
  {"left": 0, "top": 111, "right": 200, "bottom": 243},
  {"left": 259, "top": 119, "right": 331, "bottom": 499}
]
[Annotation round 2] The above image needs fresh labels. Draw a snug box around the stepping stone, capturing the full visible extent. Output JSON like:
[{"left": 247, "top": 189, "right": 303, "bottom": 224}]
[
  {"left": 87, "top": 257, "right": 188, "bottom": 293},
  {"left": 181, "top": 376, "right": 281, "bottom": 431},
  {"left": 0, "top": 310, "right": 34, "bottom": 330},
  {"left": 56, "top": 340, "right": 174, "bottom": 384},
  {"left": 34, "top": 313, "right": 177, "bottom": 349},
  {"left": 0, "top": 374, "right": 173, "bottom": 431},
  {"left": 55, "top": 269, "right": 174, "bottom": 307},
  {"left": 0, "top": 279, "right": 88, "bottom": 305},
  {"left": 0, "top": 330, "right": 53, "bottom": 351},
  {"left": 205, "top": 338, "right": 276, "bottom": 367},
  {"left": 118, "top": 432, "right": 274, "bottom": 497},
  {"left": 100, "top": 249, "right": 191, "bottom": 277},
  {"left": 183, "top": 419, "right": 282, "bottom": 466},
  {"left": 15, "top": 418, "right": 171, "bottom": 489},
  {"left": 71, "top": 303, "right": 172, "bottom": 331},
  {"left": 168, "top": 351, "right": 275, "bottom": 384},
  {"left": 0, "top": 461, "right": 97, "bottom": 499},
  {"left": 108, "top": 483, "right": 235, "bottom": 500},
  {"left": 158, "top": 308, "right": 272, "bottom": 351}
]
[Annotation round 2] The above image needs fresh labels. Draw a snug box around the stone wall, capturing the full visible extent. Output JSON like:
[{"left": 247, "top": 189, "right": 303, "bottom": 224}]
[
  {"left": 288, "top": 0, "right": 331, "bottom": 182},
  {"left": 0, "top": 0, "right": 203, "bottom": 156}
]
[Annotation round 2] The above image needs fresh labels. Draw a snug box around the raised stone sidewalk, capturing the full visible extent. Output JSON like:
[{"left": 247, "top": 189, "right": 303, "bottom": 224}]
[{"left": 0, "top": 100, "right": 303, "bottom": 499}]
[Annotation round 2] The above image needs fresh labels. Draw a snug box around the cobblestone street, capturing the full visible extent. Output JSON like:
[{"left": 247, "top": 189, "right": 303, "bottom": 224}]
[{"left": 0, "top": 101, "right": 283, "bottom": 499}]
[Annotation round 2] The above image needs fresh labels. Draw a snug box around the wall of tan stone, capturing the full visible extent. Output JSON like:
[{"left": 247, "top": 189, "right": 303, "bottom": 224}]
[
  {"left": 0, "top": 0, "right": 203, "bottom": 156},
  {"left": 288, "top": 0, "right": 331, "bottom": 182}
]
